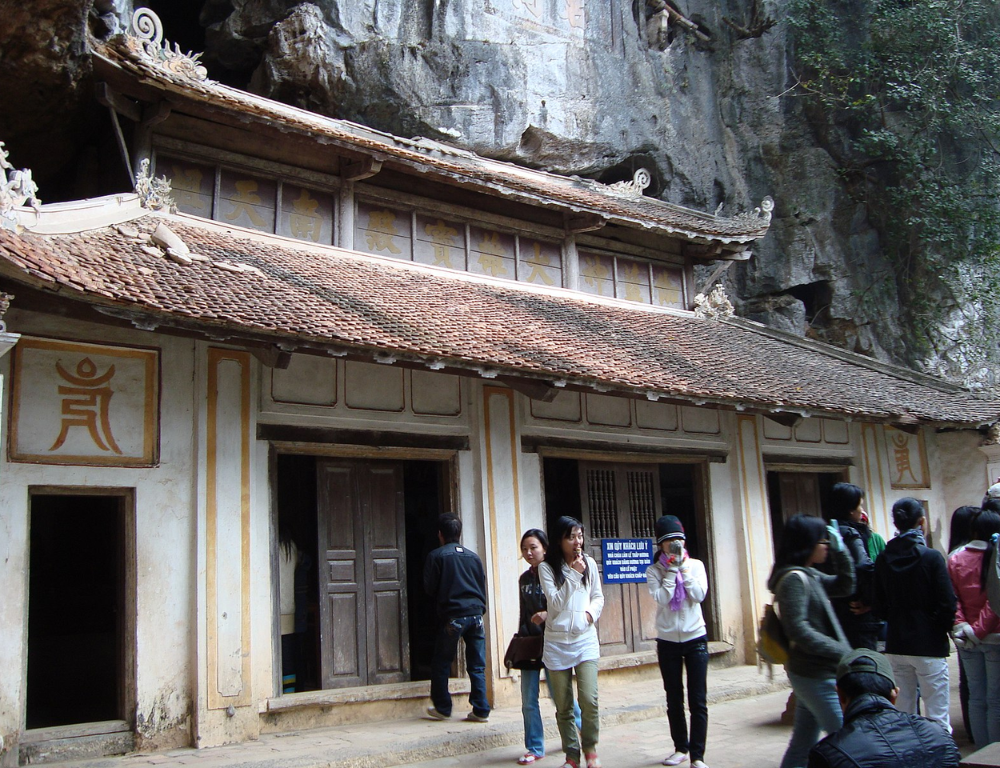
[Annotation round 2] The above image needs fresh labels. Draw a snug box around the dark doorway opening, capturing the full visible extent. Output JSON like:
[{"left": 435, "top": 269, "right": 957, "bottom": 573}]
[
  {"left": 27, "top": 493, "right": 130, "bottom": 729},
  {"left": 275, "top": 454, "right": 448, "bottom": 693},
  {"left": 766, "top": 470, "right": 844, "bottom": 555},
  {"left": 541, "top": 458, "right": 713, "bottom": 652}
]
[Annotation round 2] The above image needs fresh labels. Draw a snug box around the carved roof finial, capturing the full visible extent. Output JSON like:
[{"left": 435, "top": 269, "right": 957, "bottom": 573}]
[
  {"left": 0, "top": 142, "right": 41, "bottom": 233},
  {"left": 0, "top": 291, "right": 13, "bottom": 332},
  {"left": 135, "top": 159, "right": 175, "bottom": 212},
  {"left": 693, "top": 284, "right": 735, "bottom": 320},
  {"left": 606, "top": 168, "right": 653, "bottom": 199},
  {"left": 734, "top": 196, "right": 774, "bottom": 228},
  {"left": 126, "top": 8, "right": 209, "bottom": 82}
]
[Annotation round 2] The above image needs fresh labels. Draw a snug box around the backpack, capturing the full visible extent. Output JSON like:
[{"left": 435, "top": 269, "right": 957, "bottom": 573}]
[
  {"left": 757, "top": 602, "right": 789, "bottom": 668},
  {"left": 757, "top": 570, "right": 806, "bottom": 671}
]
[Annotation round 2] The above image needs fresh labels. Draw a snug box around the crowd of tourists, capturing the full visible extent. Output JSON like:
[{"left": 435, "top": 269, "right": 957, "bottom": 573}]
[{"left": 420, "top": 480, "right": 1000, "bottom": 768}]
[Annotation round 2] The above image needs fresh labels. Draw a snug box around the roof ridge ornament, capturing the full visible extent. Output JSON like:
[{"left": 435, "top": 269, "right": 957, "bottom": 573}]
[
  {"left": 605, "top": 168, "right": 652, "bottom": 199},
  {"left": 135, "top": 159, "right": 176, "bottom": 212},
  {"left": 126, "top": 8, "right": 209, "bottom": 82},
  {"left": 0, "top": 142, "right": 41, "bottom": 233},
  {"left": 693, "top": 284, "right": 735, "bottom": 319},
  {"left": 733, "top": 196, "right": 774, "bottom": 228}
]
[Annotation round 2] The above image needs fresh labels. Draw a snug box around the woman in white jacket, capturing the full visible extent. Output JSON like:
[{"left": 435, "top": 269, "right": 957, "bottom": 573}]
[
  {"left": 646, "top": 515, "right": 710, "bottom": 768},
  {"left": 540, "top": 516, "right": 605, "bottom": 768}
]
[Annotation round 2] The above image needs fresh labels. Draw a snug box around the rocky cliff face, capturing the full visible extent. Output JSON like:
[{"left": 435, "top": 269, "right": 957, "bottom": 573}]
[{"left": 1, "top": 0, "right": 989, "bottom": 390}]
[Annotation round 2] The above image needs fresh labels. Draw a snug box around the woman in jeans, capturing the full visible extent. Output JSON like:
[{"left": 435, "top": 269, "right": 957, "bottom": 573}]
[
  {"left": 948, "top": 507, "right": 1000, "bottom": 746},
  {"left": 647, "top": 515, "right": 710, "bottom": 768},
  {"left": 514, "top": 528, "right": 580, "bottom": 764},
  {"left": 767, "top": 514, "right": 854, "bottom": 768},
  {"left": 540, "top": 516, "right": 605, "bottom": 768}
]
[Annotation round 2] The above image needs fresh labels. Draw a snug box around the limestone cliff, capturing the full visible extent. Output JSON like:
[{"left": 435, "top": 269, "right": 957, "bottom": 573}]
[{"left": 0, "top": 0, "right": 991, "bottom": 390}]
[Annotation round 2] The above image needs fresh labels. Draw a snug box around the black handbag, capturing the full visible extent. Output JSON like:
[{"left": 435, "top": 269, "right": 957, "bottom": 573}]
[{"left": 503, "top": 633, "right": 544, "bottom": 670}]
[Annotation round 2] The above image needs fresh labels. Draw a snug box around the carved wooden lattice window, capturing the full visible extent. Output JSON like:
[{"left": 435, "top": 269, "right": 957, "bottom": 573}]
[
  {"left": 585, "top": 468, "right": 619, "bottom": 540},
  {"left": 627, "top": 469, "right": 657, "bottom": 539}
]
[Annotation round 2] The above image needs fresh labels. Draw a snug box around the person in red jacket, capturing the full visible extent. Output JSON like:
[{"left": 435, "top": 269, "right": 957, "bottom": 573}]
[{"left": 948, "top": 506, "right": 1000, "bottom": 746}]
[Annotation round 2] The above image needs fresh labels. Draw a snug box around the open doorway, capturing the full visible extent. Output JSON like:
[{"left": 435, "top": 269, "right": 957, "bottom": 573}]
[
  {"left": 274, "top": 455, "right": 449, "bottom": 694},
  {"left": 541, "top": 458, "right": 713, "bottom": 655},
  {"left": 765, "top": 470, "right": 845, "bottom": 554},
  {"left": 26, "top": 491, "right": 134, "bottom": 730}
]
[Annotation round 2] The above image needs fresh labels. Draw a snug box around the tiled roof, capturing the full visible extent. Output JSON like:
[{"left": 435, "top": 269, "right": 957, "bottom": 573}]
[
  {"left": 0, "top": 201, "right": 996, "bottom": 427},
  {"left": 93, "top": 43, "right": 771, "bottom": 246}
]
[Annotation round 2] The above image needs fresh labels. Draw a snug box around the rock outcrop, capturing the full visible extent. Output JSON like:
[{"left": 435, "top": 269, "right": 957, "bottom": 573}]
[{"left": 1, "top": 0, "right": 992, "bottom": 389}]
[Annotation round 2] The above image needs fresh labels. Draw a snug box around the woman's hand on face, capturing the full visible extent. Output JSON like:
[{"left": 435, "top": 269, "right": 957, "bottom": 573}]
[
  {"left": 531, "top": 610, "right": 547, "bottom": 625},
  {"left": 571, "top": 554, "right": 587, "bottom": 573}
]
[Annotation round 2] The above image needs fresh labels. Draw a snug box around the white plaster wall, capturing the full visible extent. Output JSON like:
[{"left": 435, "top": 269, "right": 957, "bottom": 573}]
[
  {"left": 0, "top": 311, "right": 197, "bottom": 756},
  {"left": 937, "top": 430, "right": 990, "bottom": 512}
]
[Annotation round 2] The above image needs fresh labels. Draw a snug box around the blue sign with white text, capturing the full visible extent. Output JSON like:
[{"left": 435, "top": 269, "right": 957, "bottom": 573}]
[{"left": 601, "top": 538, "right": 655, "bottom": 583}]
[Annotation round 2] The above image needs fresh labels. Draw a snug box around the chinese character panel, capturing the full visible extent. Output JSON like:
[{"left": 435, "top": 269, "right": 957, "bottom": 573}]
[
  {"left": 219, "top": 170, "right": 277, "bottom": 233},
  {"left": 616, "top": 257, "right": 651, "bottom": 303},
  {"left": 9, "top": 338, "right": 160, "bottom": 466},
  {"left": 469, "top": 227, "right": 516, "bottom": 279},
  {"left": 159, "top": 156, "right": 214, "bottom": 217},
  {"left": 519, "top": 238, "right": 562, "bottom": 287},
  {"left": 278, "top": 185, "right": 335, "bottom": 245},
  {"left": 415, "top": 215, "right": 466, "bottom": 269},
  {"left": 579, "top": 251, "right": 614, "bottom": 297},
  {"left": 356, "top": 203, "right": 412, "bottom": 260}
]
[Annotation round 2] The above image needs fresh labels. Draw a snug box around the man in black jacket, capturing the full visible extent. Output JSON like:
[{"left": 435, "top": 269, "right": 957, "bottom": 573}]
[
  {"left": 808, "top": 649, "right": 959, "bottom": 768},
  {"left": 872, "top": 498, "right": 957, "bottom": 732},
  {"left": 424, "top": 513, "right": 490, "bottom": 722}
]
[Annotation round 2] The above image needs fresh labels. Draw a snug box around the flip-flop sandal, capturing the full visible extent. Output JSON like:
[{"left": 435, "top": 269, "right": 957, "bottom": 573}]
[
  {"left": 585, "top": 753, "right": 601, "bottom": 768},
  {"left": 518, "top": 754, "right": 544, "bottom": 765}
]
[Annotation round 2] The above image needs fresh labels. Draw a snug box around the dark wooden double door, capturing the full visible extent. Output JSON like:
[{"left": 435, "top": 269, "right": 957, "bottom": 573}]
[
  {"left": 317, "top": 460, "right": 409, "bottom": 688},
  {"left": 579, "top": 462, "right": 661, "bottom": 656}
]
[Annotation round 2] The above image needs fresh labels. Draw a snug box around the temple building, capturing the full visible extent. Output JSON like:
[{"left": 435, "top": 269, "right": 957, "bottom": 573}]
[{"left": 0, "top": 10, "right": 997, "bottom": 765}]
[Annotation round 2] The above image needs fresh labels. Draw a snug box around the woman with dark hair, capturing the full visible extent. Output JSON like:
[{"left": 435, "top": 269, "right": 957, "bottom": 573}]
[
  {"left": 768, "top": 514, "right": 854, "bottom": 768},
  {"left": 539, "top": 517, "right": 605, "bottom": 768},
  {"left": 948, "top": 508, "right": 1000, "bottom": 746},
  {"left": 647, "top": 515, "right": 710, "bottom": 768},
  {"left": 950, "top": 506, "right": 982, "bottom": 555},
  {"left": 948, "top": 504, "right": 981, "bottom": 740},
  {"left": 514, "top": 528, "right": 580, "bottom": 765},
  {"left": 825, "top": 483, "right": 878, "bottom": 650}
]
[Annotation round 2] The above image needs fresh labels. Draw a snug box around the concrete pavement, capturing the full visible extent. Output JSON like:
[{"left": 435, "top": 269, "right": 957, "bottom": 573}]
[{"left": 36, "top": 656, "right": 975, "bottom": 768}]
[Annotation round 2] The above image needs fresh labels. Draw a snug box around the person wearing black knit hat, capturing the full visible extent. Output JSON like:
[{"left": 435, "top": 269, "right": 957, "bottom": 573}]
[{"left": 647, "top": 515, "right": 711, "bottom": 768}]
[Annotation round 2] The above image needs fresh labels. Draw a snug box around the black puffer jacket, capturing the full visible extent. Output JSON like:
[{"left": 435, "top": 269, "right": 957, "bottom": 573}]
[
  {"left": 825, "top": 522, "right": 880, "bottom": 647},
  {"left": 873, "top": 532, "right": 956, "bottom": 657},
  {"left": 807, "top": 693, "right": 959, "bottom": 768}
]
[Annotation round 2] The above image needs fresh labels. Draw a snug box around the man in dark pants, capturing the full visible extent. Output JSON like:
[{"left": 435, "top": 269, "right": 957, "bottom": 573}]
[
  {"left": 872, "top": 497, "right": 956, "bottom": 733},
  {"left": 424, "top": 513, "right": 490, "bottom": 722},
  {"left": 808, "top": 649, "right": 959, "bottom": 768}
]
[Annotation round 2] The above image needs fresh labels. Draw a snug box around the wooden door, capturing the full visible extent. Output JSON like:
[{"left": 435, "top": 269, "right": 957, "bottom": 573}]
[
  {"left": 317, "top": 460, "right": 409, "bottom": 689},
  {"left": 579, "top": 462, "right": 661, "bottom": 656}
]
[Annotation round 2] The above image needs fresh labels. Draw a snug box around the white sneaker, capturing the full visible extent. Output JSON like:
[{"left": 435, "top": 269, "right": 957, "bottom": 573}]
[
  {"left": 426, "top": 706, "right": 451, "bottom": 720},
  {"left": 662, "top": 753, "right": 688, "bottom": 767},
  {"left": 691, "top": 761, "right": 709, "bottom": 768}
]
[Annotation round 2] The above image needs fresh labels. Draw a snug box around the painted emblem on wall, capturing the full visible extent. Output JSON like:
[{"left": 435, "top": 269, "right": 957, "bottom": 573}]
[
  {"left": 10, "top": 338, "right": 159, "bottom": 466},
  {"left": 885, "top": 426, "right": 930, "bottom": 489}
]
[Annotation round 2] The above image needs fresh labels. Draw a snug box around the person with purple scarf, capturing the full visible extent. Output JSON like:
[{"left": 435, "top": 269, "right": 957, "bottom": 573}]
[{"left": 647, "top": 515, "right": 711, "bottom": 768}]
